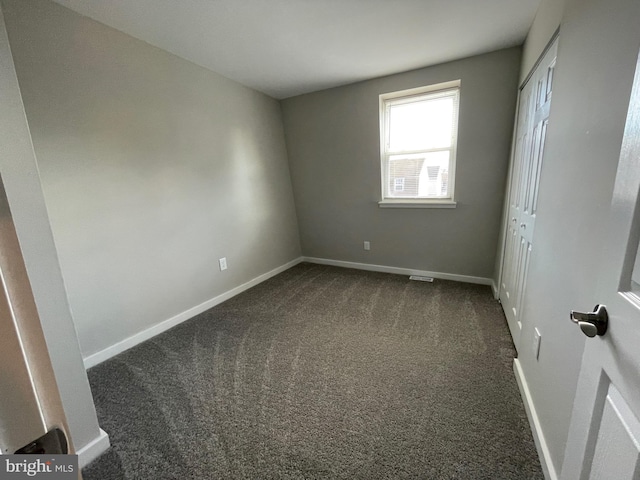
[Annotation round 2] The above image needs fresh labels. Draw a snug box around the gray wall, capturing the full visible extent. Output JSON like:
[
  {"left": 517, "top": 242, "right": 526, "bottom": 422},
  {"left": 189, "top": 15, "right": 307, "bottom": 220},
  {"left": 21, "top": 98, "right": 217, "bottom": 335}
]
[
  {"left": 2, "top": 0, "right": 301, "bottom": 359},
  {"left": 520, "top": 0, "right": 566, "bottom": 84},
  {"left": 281, "top": 48, "right": 521, "bottom": 279},
  {"left": 0, "top": 4, "right": 102, "bottom": 456},
  {"left": 510, "top": 0, "right": 640, "bottom": 474}
]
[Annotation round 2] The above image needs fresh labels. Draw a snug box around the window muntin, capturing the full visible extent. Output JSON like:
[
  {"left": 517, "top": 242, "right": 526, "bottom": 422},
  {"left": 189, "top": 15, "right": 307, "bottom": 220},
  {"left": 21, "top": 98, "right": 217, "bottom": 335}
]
[
  {"left": 394, "top": 177, "right": 405, "bottom": 192},
  {"left": 380, "top": 81, "right": 460, "bottom": 202}
]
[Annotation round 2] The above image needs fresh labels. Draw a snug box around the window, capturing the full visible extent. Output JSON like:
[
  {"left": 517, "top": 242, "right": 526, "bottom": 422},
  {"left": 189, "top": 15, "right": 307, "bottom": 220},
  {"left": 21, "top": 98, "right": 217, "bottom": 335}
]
[{"left": 379, "top": 80, "right": 460, "bottom": 207}]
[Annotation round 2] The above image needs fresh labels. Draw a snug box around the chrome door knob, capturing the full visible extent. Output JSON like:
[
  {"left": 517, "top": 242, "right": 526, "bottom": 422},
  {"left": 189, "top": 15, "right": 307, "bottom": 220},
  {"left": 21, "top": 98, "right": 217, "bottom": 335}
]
[{"left": 570, "top": 304, "right": 608, "bottom": 337}]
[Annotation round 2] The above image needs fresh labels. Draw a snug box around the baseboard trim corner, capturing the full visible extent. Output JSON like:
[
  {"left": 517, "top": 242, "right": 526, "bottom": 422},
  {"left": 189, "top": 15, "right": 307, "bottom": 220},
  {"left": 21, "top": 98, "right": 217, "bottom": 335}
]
[
  {"left": 83, "top": 257, "right": 303, "bottom": 369},
  {"left": 302, "top": 257, "right": 492, "bottom": 286},
  {"left": 513, "top": 358, "right": 558, "bottom": 480},
  {"left": 491, "top": 280, "right": 499, "bottom": 300},
  {"left": 77, "top": 428, "right": 110, "bottom": 469}
]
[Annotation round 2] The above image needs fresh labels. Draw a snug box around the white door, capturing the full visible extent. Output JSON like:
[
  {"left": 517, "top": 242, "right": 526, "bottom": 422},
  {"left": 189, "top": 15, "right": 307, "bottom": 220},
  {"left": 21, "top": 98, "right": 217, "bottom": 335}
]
[
  {"left": 560, "top": 52, "right": 640, "bottom": 479},
  {"left": 0, "top": 174, "right": 72, "bottom": 455},
  {"left": 500, "top": 38, "right": 558, "bottom": 345}
]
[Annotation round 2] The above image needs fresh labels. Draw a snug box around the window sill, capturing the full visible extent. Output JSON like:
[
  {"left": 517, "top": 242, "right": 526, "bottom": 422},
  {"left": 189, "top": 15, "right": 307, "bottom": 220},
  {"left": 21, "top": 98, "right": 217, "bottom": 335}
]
[{"left": 378, "top": 199, "right": 457, "bottom": 209}]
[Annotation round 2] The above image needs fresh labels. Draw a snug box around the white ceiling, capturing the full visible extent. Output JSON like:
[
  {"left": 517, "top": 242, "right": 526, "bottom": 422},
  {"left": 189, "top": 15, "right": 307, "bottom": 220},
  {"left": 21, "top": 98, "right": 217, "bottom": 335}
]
[{"left": 52, "top": 0, "right": 541, "bottom": 99}]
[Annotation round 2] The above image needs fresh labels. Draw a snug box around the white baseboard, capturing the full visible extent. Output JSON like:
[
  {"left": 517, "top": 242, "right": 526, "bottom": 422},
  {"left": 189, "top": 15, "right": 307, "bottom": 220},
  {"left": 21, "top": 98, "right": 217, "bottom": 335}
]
[
  {"left": 513, "top": 358, "right": 558, "bottom": 480},
  {"left": 302, "top": 256, "right": 493, "bottom": 286},
  {"left": 491, "top": 280, "right": 499, "bottom": 299},
  {"left": 83, "top": 256, "right": 491, "bottom": 369},
  {"left": 83, "top": 257, "right": 303, "bottom": 369},
  {"left": 77, "top": 428, "right": 110, "bottom": 468}
]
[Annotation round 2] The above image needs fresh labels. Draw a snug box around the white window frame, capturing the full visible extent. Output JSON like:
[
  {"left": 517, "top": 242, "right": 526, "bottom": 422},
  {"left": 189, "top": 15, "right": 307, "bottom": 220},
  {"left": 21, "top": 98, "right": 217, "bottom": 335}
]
[{"left": 378, "top": 80, "right": 460, "bottom": 208}]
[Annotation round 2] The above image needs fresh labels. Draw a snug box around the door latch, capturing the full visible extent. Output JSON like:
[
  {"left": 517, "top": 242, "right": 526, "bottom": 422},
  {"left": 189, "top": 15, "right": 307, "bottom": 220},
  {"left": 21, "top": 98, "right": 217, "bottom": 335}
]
[{"left": 570, "top": 304, "right": 608, "bottom": 338}]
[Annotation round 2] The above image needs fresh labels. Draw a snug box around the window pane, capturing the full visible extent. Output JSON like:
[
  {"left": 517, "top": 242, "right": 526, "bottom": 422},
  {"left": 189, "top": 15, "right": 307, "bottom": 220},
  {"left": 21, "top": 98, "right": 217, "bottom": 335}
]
[
  {"left": 388, "top": 97, "right": 454, "bottom": 152},
  {"left": 387, "top": 151, "right": 450, "bottom": 198}
]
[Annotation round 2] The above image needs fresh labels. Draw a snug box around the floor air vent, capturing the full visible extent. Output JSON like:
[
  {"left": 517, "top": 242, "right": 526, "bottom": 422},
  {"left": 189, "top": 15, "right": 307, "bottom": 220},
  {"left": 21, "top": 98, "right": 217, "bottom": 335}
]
[{"left": 409, "top": 275, "right": 434, "bottom": 282}]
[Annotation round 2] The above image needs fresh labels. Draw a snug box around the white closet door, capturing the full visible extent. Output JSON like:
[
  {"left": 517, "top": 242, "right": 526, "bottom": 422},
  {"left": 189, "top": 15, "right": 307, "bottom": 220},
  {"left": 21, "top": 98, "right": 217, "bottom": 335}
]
[{"left": 500, "top": 38, "right": 558, "bottom": 345}]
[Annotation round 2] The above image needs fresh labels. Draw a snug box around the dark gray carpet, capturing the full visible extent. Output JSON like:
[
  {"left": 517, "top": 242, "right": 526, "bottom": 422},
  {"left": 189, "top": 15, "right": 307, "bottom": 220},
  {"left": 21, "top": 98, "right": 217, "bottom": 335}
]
[{"left": 83, "top": 263, "right": 543, "bottom": 479}]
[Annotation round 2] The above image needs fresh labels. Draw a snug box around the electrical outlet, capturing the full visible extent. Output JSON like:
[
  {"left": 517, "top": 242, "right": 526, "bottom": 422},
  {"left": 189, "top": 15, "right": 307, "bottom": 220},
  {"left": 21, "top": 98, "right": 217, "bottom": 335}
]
[
  {"left": 219, "top": 257, "right": 227, "bottom": 271},
  {"left": 364, "top": 241, "right": 370, "bottom": 251},
  {"left": 533, "top": 328, "right": 541, "bottom": 360}
]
